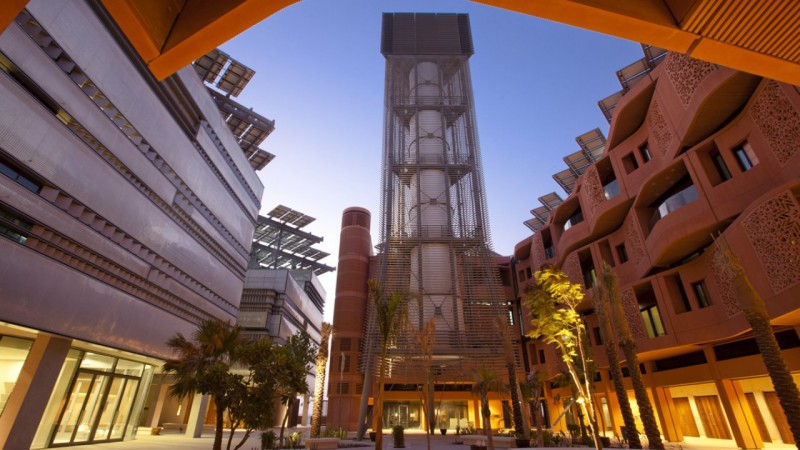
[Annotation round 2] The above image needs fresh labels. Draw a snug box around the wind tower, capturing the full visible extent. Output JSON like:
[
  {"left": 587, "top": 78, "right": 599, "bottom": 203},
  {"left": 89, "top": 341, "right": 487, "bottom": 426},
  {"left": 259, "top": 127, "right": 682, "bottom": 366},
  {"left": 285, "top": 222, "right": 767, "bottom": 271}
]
[{"left": 359, "top": 13, "right": 510, "bottom": 428}]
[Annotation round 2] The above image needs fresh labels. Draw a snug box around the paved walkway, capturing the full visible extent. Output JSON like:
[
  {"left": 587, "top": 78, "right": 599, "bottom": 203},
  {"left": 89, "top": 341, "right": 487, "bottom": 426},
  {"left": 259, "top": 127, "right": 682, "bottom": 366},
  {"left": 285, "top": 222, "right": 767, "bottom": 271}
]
[{"left": 54, "top": 427, "right": 796, "bottom": 450}]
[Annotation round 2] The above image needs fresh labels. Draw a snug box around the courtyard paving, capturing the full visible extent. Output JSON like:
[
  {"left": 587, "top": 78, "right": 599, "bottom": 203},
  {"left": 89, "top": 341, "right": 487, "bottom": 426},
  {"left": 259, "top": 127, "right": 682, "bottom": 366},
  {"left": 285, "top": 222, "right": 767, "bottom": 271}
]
[{"left": 52, "top": 427, "right": 796, "bottom": 450}]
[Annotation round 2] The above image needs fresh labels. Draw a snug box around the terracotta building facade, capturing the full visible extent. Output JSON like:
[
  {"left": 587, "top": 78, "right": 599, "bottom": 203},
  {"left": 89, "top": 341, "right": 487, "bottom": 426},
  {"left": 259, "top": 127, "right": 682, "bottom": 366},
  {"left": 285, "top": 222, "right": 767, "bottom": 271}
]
[{"left": 514, "top": 51, "right": 800, "bottom": 448}]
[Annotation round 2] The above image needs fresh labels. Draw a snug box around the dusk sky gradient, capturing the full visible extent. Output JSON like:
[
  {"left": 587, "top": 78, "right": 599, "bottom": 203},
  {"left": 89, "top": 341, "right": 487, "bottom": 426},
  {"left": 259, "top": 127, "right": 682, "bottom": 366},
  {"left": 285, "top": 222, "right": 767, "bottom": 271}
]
[{"left": 220, "top": 0, "right": 646, "bottom": 321}]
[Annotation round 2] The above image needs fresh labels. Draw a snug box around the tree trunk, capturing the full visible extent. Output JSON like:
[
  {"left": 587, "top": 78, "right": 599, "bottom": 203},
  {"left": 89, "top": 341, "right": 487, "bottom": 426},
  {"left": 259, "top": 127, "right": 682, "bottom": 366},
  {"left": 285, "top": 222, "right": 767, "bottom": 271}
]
[
  {"left": 594, "top": 277, "right": 641, "bottom": 448},
  {"left": 717, "top": 242, "right": 800, "bottom": 446},
  {"left": 214, "top": 401, "right": 225, "bottom": 450},
  {"left": 481, "top": 396, "right": 495, "bottom": 450},
  {"left": 311, "top": 354, "right": 329, "bottom": 438},
  {"left": 279, "top": 398, "right": 293, "bottom": 447},
  {"left": 610, "top": 293, "right": 664, "bottom": 449},
  {"left": 375, "top": 350, "right": 387, "bottom": 450},
  {"left": 311, "top": 324, "right": 332, "bottom": 438},
  {"left": 507, "top": 362, "right": 525, "bottom": 437},
  {"left": 233, "top": 429, "right": 252, "bottom": 450},
  {"left": 532, "top": 394, "right": 544, "bottom": 447}
]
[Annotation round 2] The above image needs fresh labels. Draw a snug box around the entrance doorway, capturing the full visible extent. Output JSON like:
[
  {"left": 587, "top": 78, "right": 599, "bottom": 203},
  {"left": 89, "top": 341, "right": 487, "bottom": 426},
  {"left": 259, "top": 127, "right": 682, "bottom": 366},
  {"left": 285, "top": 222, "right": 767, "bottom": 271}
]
[{"left": 49, "top": 353, "right": 145, "bottom": 446}]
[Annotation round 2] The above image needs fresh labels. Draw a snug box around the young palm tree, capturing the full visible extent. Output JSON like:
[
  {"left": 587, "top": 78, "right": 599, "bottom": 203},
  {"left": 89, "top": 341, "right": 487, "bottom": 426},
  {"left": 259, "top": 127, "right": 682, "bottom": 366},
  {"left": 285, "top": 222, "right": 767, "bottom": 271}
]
[
  {"left": 472, "top": 366, "right": 507, "bottom": 450},
  {"left": 311, "top": 322, "right": 333, "bottom": 438},
  {"left": 164, "top": 319, "right": 244, "bottom": 450},
  {"left": 495, "top": 317, "right": 526, "bottom": 441},
  {"left": 526, "top": 369, "right": 547, "bottom": 448},
  {"left": 593, "top": 264, "right": 642, "bottom": 448},
  {"left": 276, "top": 332, "right": 317, "bottom": 447},
  {"left": 368, "top": 280, "right": 405, "bottom": 450},
  {"left": 714, "top": 238, "right": 800, "bottom": 445},
  {"left": 606, "top": 268, "right": 663, "bottom": 449}
]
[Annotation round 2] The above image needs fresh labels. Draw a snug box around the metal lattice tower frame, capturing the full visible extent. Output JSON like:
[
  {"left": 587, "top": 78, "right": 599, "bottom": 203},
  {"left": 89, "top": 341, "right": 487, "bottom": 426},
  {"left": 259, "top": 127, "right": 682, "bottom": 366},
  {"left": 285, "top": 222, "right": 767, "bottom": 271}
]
[{"left": 363, "top": 13, "right": 509, "bottom": 382}]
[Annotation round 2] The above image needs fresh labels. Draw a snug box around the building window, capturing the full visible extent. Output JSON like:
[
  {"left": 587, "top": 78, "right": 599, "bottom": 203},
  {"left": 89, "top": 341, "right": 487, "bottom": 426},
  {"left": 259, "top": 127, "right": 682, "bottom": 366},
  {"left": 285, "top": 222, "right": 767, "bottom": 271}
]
[
  {"left": 639, "top": 143, "right": 652, "bottom": 163},
  {"left": 0, "top": 206, "right": 33, "bottom": 244},
  {"left": 710, "top": 150, "right": 732, "bottom": 182},
  {"left": 616, "top": 244, "right": 628, "bottom": 263},
  {"left": 692, "top": 281, "right": 711, "bottom": 308},
  {"left": 0, "top": 336, "right": 34, "bottom": 416},
  {"left": 641, "top": 305, "right": 666, "bottom": 338},
  {"left": 526, "top": 267, "right": 533, "bottom": 278},
  {"left": 337, "top": 382, "right": 349, "bottom": 394},
  {"left": 622, "top": 153, "right": 639, "bottom": 173},
  {"left": 675, "top": 278, "right": 692, "bottom": 313},
  {"left": 538, "top": 349, "right": 546, "bottom": 364},
  {"left": 563, "top": 208, "right": 584, "bottom": 231},
  {"left": 0, "top": 157, "right": 42, "bottom": 194},
  {"left": 649, "top": 175, "right": 699, "bottom": 227},
  {"left": 593, "top": 327, "right": 603, "bottom": 345},
  {"left": 733, "top": 142, "right": 757, "bottom": 171}
]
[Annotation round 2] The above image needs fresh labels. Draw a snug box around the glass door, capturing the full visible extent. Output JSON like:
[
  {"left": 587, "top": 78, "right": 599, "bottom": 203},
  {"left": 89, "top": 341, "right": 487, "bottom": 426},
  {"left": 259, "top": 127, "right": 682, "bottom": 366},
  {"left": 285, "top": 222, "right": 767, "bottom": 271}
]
[{"left": 51, "top": 372, "right": 109, "bottom": 445}]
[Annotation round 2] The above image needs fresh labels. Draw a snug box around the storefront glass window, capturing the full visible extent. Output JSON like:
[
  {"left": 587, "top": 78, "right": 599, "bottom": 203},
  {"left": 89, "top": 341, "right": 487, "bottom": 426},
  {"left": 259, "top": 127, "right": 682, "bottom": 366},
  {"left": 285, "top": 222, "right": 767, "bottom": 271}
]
[{"left": 0, "top": 336, "right": 34, "bottom": 416}]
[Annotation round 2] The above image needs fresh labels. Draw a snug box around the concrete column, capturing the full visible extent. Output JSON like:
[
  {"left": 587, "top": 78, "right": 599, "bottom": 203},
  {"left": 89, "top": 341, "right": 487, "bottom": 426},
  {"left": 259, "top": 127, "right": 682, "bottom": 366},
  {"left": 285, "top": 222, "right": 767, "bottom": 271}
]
[
  {"left": 149, "top": 383, "right": 170, "bottom": 429},
  {"left": 642, "top": 361, "right": 682, "bottom": 442},
  {"left": 185, "top": 393, "right": 210, "bottom": 438},
  {"left": 301, "top": 394, "right": 310, "bottom": 425},
  {"left": 652, "top": 386, "right": 683, "bottom": 442},
  {"left": 715, "top": 379, "right": 763, "bottom": 449},
  {"left": 0, "top": 334, "right": 72, "bottom": 450},
  {"left": 703, "top": 347, "right": 762, "bottom": 449}
]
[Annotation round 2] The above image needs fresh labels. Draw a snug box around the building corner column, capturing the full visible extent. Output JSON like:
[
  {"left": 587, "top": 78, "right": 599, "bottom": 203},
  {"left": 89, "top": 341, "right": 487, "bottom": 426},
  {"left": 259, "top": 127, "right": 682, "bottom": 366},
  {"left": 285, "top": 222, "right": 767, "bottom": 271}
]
[
  {"left": 0, "top": 333, "right": 72, "bottom": 450},
  {"left": 185, "top": 393, "right": 210, "bottom": 438},
  {"left": 703, "top": 347, "right": 762, "bottom": 449}
]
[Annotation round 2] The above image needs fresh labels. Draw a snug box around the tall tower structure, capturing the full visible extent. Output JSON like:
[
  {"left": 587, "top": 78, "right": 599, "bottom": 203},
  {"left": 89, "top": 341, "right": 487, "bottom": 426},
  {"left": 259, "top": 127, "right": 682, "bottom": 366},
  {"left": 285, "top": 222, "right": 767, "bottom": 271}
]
[{"left": 364, "top": 11, "right": 509, "bottom": 419}]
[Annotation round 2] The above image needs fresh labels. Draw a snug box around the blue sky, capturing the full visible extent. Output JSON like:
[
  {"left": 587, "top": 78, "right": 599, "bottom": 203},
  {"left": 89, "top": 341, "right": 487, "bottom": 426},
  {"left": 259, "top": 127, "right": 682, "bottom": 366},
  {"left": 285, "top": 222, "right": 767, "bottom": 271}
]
[{"left": 220, "top": 0, "right": 645, "bottom": 320}]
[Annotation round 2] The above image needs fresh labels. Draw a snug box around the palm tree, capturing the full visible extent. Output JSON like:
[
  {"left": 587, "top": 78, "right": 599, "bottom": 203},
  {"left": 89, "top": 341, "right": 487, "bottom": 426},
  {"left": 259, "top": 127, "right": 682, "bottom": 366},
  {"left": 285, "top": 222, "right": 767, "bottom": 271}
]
[
  {"left": 495, "top": 317, "right": 526, "bottom": 441},
  {"left": 164, "top": 319, "right": 244, "bottom": 450},
  {"left": 311, "top": 323, "right": 333, "bottom": 438},
  {"left": 526, "top": 369, "right": 547, "bottom": 447},
  {"left": 276, "top": 331, "right": 317, "bottom": 447},
  {"left": 473, "top": 366, "right": 507, "bottom": 450},
  {"left": 368, "top": 279, "right": 405, "bottom": 450},
  {"left": 605, "top": 267, "right": 663, "bottom": 449},
  {"left": 593, "top": 264, "right": 641, "bottom": 448},
  {"left": 714, "top": 238, "right": 800, "bottom": 444}
]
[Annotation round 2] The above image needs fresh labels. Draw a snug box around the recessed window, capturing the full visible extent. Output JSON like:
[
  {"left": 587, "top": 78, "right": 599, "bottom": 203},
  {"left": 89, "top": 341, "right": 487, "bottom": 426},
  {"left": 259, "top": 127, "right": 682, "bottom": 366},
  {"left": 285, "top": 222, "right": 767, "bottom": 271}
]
[
  {"left": 0, "top": 158, "right": 42, "bottom": 194},
  {"left": 538, "top": 349, "right": 546, "bottom": 364},
  {"left": 710, "top": 150, "right": 732, "bottom": 182},
  {"left": 623, "top": 153, "right": 639, "bottom": 173},
  {"left": 564, "top": 208, "right": 584, "bottom": 231},
  {"left": 616, "top": 244, "right": 629, "bottom": 263},
  {"left": 0, "top": 206, "right": 33, "bottom": 244},
  {"left": 675, "top": 278, "right": 692, "bottom": 313},
  {"left": 593, "top": 327, "right": 603, "bottom": 345},
  {"left": 641, "top": 305, "right": 666, "bottom": 338},
  {"left": 639, "top": 143, "right": 652, "bottom": 163},
  {"left": 692, "top": 281, "right": 711, "bottom": 308},
  {"left": 733, "top": 142, "right": 757, "bottom": 172},
  {"left": 526, "top": 267, "right": 532, "bottom": 278}
]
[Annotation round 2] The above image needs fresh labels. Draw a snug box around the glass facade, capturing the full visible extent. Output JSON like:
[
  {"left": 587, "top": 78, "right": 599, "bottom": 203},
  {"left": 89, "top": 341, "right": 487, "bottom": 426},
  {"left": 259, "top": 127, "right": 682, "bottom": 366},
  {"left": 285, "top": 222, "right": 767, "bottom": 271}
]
[
  {"left": 0, "top": 335, "right": 34, "bottom": 416},
  {"left": 29, "top": 349, "right": 152, "bottom": 448}
]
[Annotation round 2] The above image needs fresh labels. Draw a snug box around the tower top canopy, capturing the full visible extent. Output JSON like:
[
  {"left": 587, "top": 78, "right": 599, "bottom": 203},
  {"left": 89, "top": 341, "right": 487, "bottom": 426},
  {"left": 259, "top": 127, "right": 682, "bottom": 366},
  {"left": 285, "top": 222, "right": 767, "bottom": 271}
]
[{"left": 381, "top": 13, "right": 474, "bottom": 57}]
